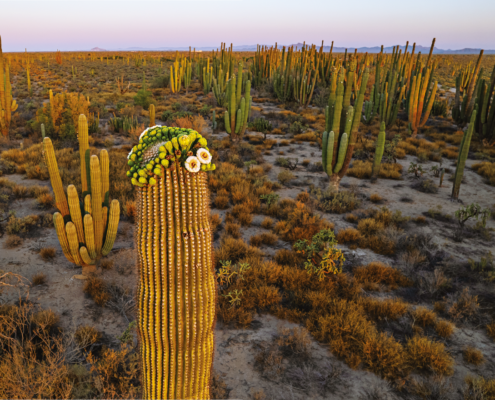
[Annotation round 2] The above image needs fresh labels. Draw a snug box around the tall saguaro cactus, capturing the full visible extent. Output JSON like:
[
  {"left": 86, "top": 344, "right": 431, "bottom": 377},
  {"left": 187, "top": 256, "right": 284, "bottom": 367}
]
[
  {"left": 0, "top": 36, "right": 19, "bottom": 137},
  {"left": 452, "top": 111, "right": 476, "bottom": 200},
  {"left": 44, "top": 114, "right": 120, "bottom": 278},
  {"left": 126, "top": 126, "right": 216, "bottom": 399}
]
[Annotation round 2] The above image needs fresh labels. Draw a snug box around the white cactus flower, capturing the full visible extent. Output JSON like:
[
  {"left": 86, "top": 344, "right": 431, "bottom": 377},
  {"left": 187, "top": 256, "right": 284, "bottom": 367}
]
[
  {"left": 196, "top": 148, "right": 212, "bottom": 164},
  {"left": 184, "top": 156, "right": 201, "bottom": 173}
]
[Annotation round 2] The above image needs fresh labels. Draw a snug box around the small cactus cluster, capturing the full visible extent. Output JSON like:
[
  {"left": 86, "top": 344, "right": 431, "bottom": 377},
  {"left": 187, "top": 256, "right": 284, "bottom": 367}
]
[
  {"left": 224, "top": 63, "right": 252, "bottom": 140},
  {"left": 44, "top": 115, "right": 120, "bottom": 277},
  {"left": 126, "top": 126, "right": 215, "bottom": 187}
]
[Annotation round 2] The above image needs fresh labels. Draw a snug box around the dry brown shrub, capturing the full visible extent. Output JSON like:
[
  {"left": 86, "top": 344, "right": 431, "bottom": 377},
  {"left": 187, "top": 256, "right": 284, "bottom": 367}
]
[
  {"left": 360, "top": 297, "right": 409, "bottom": 320},
  {"left": 5, "top": 235, "right": 23, "bottom": 248},
  {"left": 296, "top": 191, "right": 310, "bottom": 203},
  {"left": 215, "top": 237, "right": 263, "bottom": 266},
  {"left": 357, "top": 218, "right": 385, "bottom": 236},
  {"left": 404, "top": 336, "right": 454, "bottom": 375},
  {"left": 274, "top": 249, "right": 301, "bottom": 267},
  {"left": 32, "top": 272, "right": 46, "bottom": 286},
  {"left": 464, "top": 375, "right": 495, "bottom": 398},
  {"left": 260, "top": 217, "right": 274, "bottom": 229},
  {"left": 347, "top": 160, "right": 402, "bottom": 180},
  {"left": 100, "top": 259, "right": 113, "bottom": 270},
  {"left": 225, "top": 222, "right": 241, "bottom": 238},
  {"left": 86, "top": 343, "right": 141, "bottom": 399},
  {"left": 210, "top": 371, "right": 229, "bottom": 399},
  {"left": 336, "top": 227, "right": 362, "bottom": 244},
  {"left": 435, "top": 320, "right": 455, "bottom": 338},
  {"left": 434, "top": 301, "right": 446, "bottom": 313},
  {"left": 214, "top": 195, "right": 229, "bottom": 209},
  {"left": 12, "top": 184, "right": 29, "bottom": 198},
  {"left": 250, "top": 235, "right": 263, "bottom": 247},
  {"left": 447, "top": 288, "right": 479, "bottom": 322},
  {"left": 83, "top": 276, "right": 110, "bottom": 306},
  {"left": 75, "top": 325, "right": 101, "bottom": 348},
  {"left": 210, "top": 214, "right": 222, "bottom": 232},
  {"left": 412, "top": 306, "right": 438, "bottom": 327},
  {"left": 250, "top": 285, "right": 282, "bottom": 309},
  {"left": 36, "top": 192, "right": 54, "bottom": 208},
  {"left": 30, "top": 309, "right": 60, "bottom": 330},
  {"left": 370, "top": 193, "right": 382, "bottom": 203},
  {"left": 40, "top": 247, "right": 56, "bottom": 261},
  {"left": 231, "top": 183, "right": 250, "bottom": 204},
  {"left": 463, "top": 346, "right": 485, "bottom": 366},
  {"left": 353, "top": 262, "right": 411, "bottom": 290},
  {"left": 345, "top": 213, "right": 358, "bottom": 223},
  {"left": 124, "top": 200, "right": 136, "bottom": 222}
]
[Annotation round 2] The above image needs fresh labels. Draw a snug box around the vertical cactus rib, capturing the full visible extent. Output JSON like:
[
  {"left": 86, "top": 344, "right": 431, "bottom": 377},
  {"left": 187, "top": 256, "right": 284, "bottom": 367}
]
[
  {"left": 83, "top": 214, "right": 96, "bottom": 259},
  {"left": 67, "top": 185, "right": 84, "bottom": 243},
  {"left": 44, "top": 137, "right": 69, "bottom": 216},
  {"left": 372, "top": 122, "right": 386, "bottom": 179},
  {"left": 79, "top": 246, "right": 95, "bottom": 265},
  {"left": 100, "top": 149, "right": 110, "bottom": 206},
  {"left": 66, "top": 222, "right": 82, "bottom": 266},
  {"left": 84, "top": 194, "right": 92, "bottom": 215},
  {"left": 452, "top": 110, "right": 476, "bottom": 199}
]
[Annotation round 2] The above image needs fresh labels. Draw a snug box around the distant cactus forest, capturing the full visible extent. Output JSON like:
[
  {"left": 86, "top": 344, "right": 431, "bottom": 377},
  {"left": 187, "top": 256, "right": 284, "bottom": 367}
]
[{"left": 1, "top": 36, "right": 495, "bottom": 399}]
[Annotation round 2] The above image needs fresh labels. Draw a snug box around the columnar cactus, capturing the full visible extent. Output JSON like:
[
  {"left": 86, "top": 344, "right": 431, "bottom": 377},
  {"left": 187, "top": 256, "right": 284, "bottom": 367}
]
[
  {"left": 44, "top": 114, "right": 120, "bottom": 278},
  {"left": 126, "top": 126, "right": 216, "bottom": 399},
  {"left": 407, "top": 67, "right": 438, "bottom": 136},
  {"left": 224, "top": 68, "right": 251, "bottom": 141},
  {"left": 0, "top": 36, "right": 18, "bottom": 137},
  {"left": 371, "top": 121, "right": 386, "bottom": 180},
  {"left": 149, "top": 104, "right": 155, "bottom": 127},
  {"left": 452, "top": 110, "right": 476, "bottom": 200}
]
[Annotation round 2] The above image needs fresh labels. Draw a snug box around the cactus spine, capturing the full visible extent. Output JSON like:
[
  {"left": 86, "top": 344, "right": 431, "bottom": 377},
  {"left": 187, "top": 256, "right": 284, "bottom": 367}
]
[
  {"left": 0, "top": 36, "right": 18, "bottom": 137},
  {"left": 127, "top": 126, "right": 216, "bottom": 399},
  {"left": 149, "top": 104, "right": 155, "bottom": 127},
  {"left": 452, "top": 111, "right": 476, "bottom": 200},
  {"left": 44, "top": 114, "right": 120, "bottom": 278},
  {"left": 371, "top": 121, "right": 386, "bottom": 180}
]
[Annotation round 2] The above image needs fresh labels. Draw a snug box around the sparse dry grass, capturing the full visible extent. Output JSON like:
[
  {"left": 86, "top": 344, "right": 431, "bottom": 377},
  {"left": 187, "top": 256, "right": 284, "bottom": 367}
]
[
  {"left": 404, "top": 335, "right": 454, "bottom": 375},
  {"left": 40, "top": 247, "right": 56, "bottom": 261},
  {"left": 347, "top": 160, "right": 403, "bottom": 180},
  {"left": 32, "top": 272, "right": 46, "bottom": 286},
  {"left": 83, "top": 276, "right": 110, "bottom": 306},
  {"left": 463, "top": 346, "right": 485, "bottom": 366},
  {"left": 353, "top": 262, "right": 411, "bottom": 290},
  {"left": 435, "top": 319, "right": 455, "bottom": 339},
  {"left": 5, "top": 235, "right": 23, "bottom": 248}
]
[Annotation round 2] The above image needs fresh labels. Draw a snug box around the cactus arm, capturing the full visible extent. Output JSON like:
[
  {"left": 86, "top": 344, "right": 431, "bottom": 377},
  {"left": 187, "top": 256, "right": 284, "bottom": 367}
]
[
  {"left": 224, "top": 111, "right": 231, "bottom": 134},
  {"left": 53, "top": 213, "right": 75, "bottom": 263},
  {"left": 66, "top": 222, "right": 82, "bottom": 266},
  {"left": 372, "top": 122, "right": 386, "bottom": 179},
  {"left": 326, "top": 131, "right": 335, "bottom": 175},
  {"left": 83, "top": 214, "right": 96, "bottom": 259},
  {"left": 322, "top": 131, "right": 328, "bottom": 174},
  {"left": 90, "top": 155, "right": 103, "bottom": 255},
  {"left": 84, "top": 194, "right": 92, "bottom": 215},
  {"left": 100, "top": 149, "right": 110, "bottom": 207},
  {"left": 78, "top": 115, "right": 89, "bottom": 194},
  {"left": 419, "top": 80, "right": 438, "bottom": 127},
  {"left": 85, "top": 149, "right": 91, "bottom": 194},
  {"left": 79, "top": 247, "right": 95, "bottom": 265},
  {"left": 44, "top": 137, "right": 70, "bottom": 217},
  {"left": 67, "top": 185, "right": 85, "bottom": 243},
  {"left": 101, "top": 200, "right": 120, "bottom": 256},
  {"left": 333, "top": 133, "right": 348, "bottom": 174}
]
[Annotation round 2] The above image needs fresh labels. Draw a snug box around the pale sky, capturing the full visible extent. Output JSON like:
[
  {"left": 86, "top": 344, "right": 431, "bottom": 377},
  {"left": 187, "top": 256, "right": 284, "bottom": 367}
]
[{"left": 1, "top": 0, "right": 494, "bottom": 52}]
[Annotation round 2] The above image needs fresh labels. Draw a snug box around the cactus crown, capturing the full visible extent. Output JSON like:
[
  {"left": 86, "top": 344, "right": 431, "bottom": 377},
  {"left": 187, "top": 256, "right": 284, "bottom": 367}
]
[{"left": 126, "top": 125, "right": 215, "bottom": 187}]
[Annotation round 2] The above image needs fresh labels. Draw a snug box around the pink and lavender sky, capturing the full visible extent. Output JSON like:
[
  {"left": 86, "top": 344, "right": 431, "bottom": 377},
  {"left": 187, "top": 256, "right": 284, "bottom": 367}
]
[{"left": 1, "top": 0, "right": 494, "bottom": 52}]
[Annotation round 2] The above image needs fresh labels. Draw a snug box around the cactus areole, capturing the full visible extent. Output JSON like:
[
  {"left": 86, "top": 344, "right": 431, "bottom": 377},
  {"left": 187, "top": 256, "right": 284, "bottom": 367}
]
[{"left": 127, "top": 125, "right": 216, "bottom": 399}]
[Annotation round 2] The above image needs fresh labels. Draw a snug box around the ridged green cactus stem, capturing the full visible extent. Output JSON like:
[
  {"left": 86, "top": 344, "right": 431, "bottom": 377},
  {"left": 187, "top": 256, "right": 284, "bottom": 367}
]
[
  {"left": 452, "top": 110, "right": 476, "bottom": 200},
  {"left": 212, "top": 110, "right": 217, "bottom": 130},
  {"left": 439, "top": 168, "right": 445, "bottom": 187},
  {"left": 371, "top": 121, "right": 386, "bottom": 180},
  {"left": 224, "top": 74, "right": 251, "bottom": 141},
  {"left": 0, "top": 36, "right": 18, "bottom": 137}
]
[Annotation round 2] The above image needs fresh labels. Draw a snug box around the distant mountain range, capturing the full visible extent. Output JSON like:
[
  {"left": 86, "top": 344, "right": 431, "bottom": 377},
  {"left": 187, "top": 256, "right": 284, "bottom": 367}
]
[{"left": 87, "top": 44, "right": 494, "bottom": 54}]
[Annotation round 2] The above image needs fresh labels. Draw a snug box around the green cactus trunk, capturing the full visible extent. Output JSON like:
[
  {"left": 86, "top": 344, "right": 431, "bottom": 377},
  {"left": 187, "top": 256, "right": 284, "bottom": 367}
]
[
  {"left": 452, "top": 110, "right": 476, "bottom": 200},
  {"left": 371, "top": 122, "right": 386, "bottom": 180}
]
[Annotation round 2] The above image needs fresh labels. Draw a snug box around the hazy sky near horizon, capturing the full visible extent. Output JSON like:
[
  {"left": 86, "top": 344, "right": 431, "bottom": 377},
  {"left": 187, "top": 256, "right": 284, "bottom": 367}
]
[{"left": 1, "top": 0, "right": 494, "bottom": 52}]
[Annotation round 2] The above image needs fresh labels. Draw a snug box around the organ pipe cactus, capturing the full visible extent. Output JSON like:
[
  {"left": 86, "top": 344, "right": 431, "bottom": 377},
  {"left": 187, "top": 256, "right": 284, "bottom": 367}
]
[
  {"left": 452, "top": 110, "right": 476, "bottom": 200},
  {"left": 407, "top": 68, "right": 438, "bottom": 136},
  {"left": 322, "top": 66, "right": 370, "bottom": 190},
  {"left": 371, "top": 121, "right": 386, "bottom": 180},
  {"left": 0, "top": 36, "right": 18, "bottom": 137},
  {"left": 126, "top": 125, "right": 216, "bottom": 399},
  {"left": 224, "top": 70, "right": 251, "bottom": 141},
  {"left": 44, "top": 114, "right": 120, "bottom": 278}
]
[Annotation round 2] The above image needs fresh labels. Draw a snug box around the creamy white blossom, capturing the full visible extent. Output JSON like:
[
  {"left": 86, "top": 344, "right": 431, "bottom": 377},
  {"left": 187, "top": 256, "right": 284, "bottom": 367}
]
[
  {"left": 196, "top": 148, "right": 212, "bottom": 164},
  {"left": 185, "top": 156, "right": 201, "bottom": 173}
]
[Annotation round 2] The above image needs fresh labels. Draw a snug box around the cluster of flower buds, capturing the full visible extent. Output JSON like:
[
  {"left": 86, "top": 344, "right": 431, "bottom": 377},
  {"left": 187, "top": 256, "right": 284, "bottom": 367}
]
[{"left": 126, "top": 126, "right": 215, "bottom": 186}]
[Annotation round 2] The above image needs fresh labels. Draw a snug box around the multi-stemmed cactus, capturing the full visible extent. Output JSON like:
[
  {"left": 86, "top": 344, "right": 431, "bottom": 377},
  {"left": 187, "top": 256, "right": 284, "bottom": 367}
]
[
  {"left": 126, "top": 126, "right": 216, "bottom": 399},
  {"left": 0, "top": 36, "right": 18, "bottom": 137},
  {"left": 322, "top": 65, "right": 370, "bottom": 190},
  {"left": 224, "top": 68, "right": 251, "bottom": 141},
  {"left": 474, "top": 64, "right": 495, "bottom": 141},
  {"left": 371, "top": 122, "right": 386, "bottom": 181},
  {"left": 44, "top": 114, "right": 120, "bottom": 278},
  {"left": 452, "top": 111, "right": 476, "bottom": 200}
]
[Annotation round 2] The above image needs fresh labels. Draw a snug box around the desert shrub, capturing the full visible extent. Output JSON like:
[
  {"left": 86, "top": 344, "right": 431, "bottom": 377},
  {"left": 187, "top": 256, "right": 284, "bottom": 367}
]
[
  {"left": 5, "top": 234, "right": 23, "bottom": 248},
  {"left": 100, "top": 259, "right": 113, "bottom": 270},
  {"left": 210, "top": 214, "right": 222, "bottom": 232},
  {"left": 311, "top": 187, "right": 360, "bottom": 214},
  {"left": 274, "top": 249, "right": 302, "bottom": 267},
  {"left": 412, "top": 178, "right": 439, "bottom": 194},
  {"left": 296, "top": 191, "right": 310, "bottom": 203},
  {"left": 278, "top": 170, "right": 295, "bottom": 185},
  {"left": 411, "top": 306, "right": 437, "bottom": 327},
  {"left": 40, "top": 247, "right": 56, "bottom": 261},
  {"left": 353, "top": 262, "right": 411, "bottom": 290},
  {"left": 336, "top": 227, "right": 361, "bottom": 246},
  {"left": 446, "top": 288, "right": 479, "bottom": 322},
  {"left": 214, "top": 194, "right": 229, "bottom": 209},
  {"left": 464, "top": 376, "right": 495, "bottom": 400},
  {"left": 463, "top": 346, "right": 484, "bottom": 366},
  {"left": 360, "top": 297, "right": 409, "bottom": 321},
  {"left": 32, "top": 272, "right": 46, "bottom": 286},
  {"left": 215, "top": 237, "right": 263, "bottom": 266},
  {"left": 210, "top": 372, "right": 229, "bottom": 399},
  {"left": 435, "top": 320, "right": 455, "bottom": 339},
  {"left": 472, "top": 161, "right": 495, "bottom": 186},
  {"left": 260, "top": 217, "right": 274, "bottom": 229},
  {"left": 75, "top": 325, "right": 101, "bottom": 348},
  {"left": 345, "top": 213, "right": 358, "bottom": 223},
  {"left": 83, "top": 276, "right": 110, "bottom": 306},
  {"left": 36, "top": 192, "right": 54, "bottom": 208},
  {"left": 404, "top": 335, "right": 454, "bottom": 375},
  {"left": 347, "top": 160, "right": 403, "bottom": 180},
  {"left": 225, "top": 221, "right": 241, "bottom": 238},
  {"left": 124, "top": 200, "right": 136, "bottom": 222},
  {"left": 250, "top": 232, "right": 278, "bottom": 247},
  {"left": 370, "top": 193, "right": 382, "bottom": 203},
  {"left": 357, "top": 218, "right": 384, "bottom": 237}
]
